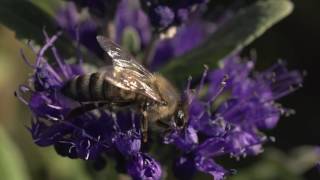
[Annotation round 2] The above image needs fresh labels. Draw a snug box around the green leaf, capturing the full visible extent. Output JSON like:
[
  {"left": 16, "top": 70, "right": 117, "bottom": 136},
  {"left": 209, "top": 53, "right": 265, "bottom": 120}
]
[
  {"left": 160, "top": 0, "right": 294, "bottom": 88},
  {"left": 43, "top": 150, "right": 91, "bottom": 180},
  {"left": 230, "top": 147, "right": 320, "bottom": 180},
  {"left": 30, "top": 0, "right": 63, "bottom": 17},
  {"left": 285, "top": 146, "right": 320, "bottom": 174},
  {"left": 0, "top": 126, "right": 30, "bottom": 180},
  {"left": 0, "top": 0, "right": 74, "bottom": 57}
]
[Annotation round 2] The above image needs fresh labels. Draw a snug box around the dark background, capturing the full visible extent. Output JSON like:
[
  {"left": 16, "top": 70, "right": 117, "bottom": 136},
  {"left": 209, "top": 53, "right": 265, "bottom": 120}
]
[
  {"left": 215, "top": 0, "right": 320, "bottom": 179},
  {"left": 246, "top": 0, "right": 319, "bottom": 152},
  {"left": 207, "top": 0, "right": 319, "bottom": 179}
]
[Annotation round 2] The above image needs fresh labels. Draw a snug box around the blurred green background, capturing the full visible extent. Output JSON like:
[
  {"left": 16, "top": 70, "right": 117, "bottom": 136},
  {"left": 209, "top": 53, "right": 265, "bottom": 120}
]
[{"left": 0, "top": 0, "right": 319, "bottom": 179}]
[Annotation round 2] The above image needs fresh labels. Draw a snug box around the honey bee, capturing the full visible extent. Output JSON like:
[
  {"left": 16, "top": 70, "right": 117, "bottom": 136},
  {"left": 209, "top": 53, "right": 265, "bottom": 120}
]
[{"left": 61, "top": 36, "right": 188, "bottom": 142}]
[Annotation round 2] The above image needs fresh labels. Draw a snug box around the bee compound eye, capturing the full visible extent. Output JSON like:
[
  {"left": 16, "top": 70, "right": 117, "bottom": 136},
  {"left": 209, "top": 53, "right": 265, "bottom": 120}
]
[
  {"left": 142, "top": 102, "right": 150, "bottom": 111},
  {"left": 177, "top": 110, "right": 184, "bottom": 119},
  {"left": 175, "top": 110, "right": 186, "bottom": 128}
]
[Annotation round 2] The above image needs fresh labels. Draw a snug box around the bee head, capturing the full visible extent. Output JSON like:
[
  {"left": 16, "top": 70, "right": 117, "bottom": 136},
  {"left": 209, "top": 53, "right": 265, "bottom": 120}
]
[{"left": 160, "top": 100, "right": 168, "bottom": 106}]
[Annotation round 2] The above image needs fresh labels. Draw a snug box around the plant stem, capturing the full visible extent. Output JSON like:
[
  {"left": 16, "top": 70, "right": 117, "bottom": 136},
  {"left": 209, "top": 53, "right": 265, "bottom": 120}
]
[{"left": 142, "top": 32, "right": 159, "bottom": 68}]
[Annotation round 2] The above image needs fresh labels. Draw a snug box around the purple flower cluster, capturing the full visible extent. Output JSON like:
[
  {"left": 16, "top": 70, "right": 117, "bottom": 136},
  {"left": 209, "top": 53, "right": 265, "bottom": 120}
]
[
  {"left": 141, "top": 0, "right": 209, "bottom": 30},
  {"left": 163, "top": 56, "right": 303, "bottom": 179},
  {"left": 69, "top": 0, "right": 210, "bottom": 32}
]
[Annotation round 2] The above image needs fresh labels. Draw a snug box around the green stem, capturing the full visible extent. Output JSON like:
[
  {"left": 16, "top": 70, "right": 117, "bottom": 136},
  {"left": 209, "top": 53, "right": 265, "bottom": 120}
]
[{"left": 142, "top": 32, "right": 160, "bottom": 68}]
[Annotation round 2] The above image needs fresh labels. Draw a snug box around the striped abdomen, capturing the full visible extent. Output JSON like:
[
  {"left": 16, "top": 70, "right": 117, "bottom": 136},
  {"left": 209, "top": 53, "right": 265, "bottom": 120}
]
[{"left": 61, "top": 72, "right": 137, "bottom": 103}]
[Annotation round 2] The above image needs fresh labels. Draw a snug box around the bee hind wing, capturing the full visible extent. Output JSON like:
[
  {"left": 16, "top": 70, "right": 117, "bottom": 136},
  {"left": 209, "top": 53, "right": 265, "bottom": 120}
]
[{"left": 102, "top": 67, "right": 162, "bottom": 103}]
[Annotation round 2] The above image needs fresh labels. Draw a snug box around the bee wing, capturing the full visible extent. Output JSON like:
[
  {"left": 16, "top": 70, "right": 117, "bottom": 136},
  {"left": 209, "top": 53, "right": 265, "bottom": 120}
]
[
  {"left": 100, "top": 66, "right": 162, "bottom": 102},
  {"left": 96, "top": 36, "right": 161, "bottom": 102},
  {"left": 96, "top": 36, "right": 153, "bottom": 78}
]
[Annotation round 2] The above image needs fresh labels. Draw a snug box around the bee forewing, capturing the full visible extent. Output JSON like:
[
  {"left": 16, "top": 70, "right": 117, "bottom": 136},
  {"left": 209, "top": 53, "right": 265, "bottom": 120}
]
[
  {"left": 96, "top": 36, "right": 161, "bottom": 102},
  {"left": 96, "top": 35, "right": 132, "bottom": 62},
  {"left": 96, "top": 36, "right": 153, "bottom": 78}
]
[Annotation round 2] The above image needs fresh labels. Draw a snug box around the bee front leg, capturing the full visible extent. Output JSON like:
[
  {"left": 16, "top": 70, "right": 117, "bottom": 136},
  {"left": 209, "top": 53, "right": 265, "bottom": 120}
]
[{"left": 141, "top": 111, "right": 148, "bottom": 143}]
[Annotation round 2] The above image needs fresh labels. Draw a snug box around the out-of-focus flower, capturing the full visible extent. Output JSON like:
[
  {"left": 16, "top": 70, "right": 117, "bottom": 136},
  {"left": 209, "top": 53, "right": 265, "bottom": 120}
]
[
  {"left": 115, "top": 0, "right": 151, "bottom": 48},
  {"left": 57, "top": 1, "right": 222, "bottom": 70},
  {"left": 141, "top": 0, "right": 210, "bottom": 30},
  {"left": 151, "top": 19, "right": 215, "bottom": 70},
  {"left": 55, "top": 2, "right": 103, "bottom": 57},
  {"left": 69, "top": 0, "right": 119, "bottom": 18},
  {"left": 148, "top": 5, "right": 175, "bottom": 29}
]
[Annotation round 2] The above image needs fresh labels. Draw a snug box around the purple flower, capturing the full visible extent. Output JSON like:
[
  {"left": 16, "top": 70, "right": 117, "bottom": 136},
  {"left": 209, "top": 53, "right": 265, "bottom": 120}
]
[
  {"left": 173, "top": 155, "right": 197, "bottom": 180},
  {"left": 114, "top": 129, "right": 141, "bottom": 157},
  {"left": 194, "top": 155, "right": 227, "bottom": 180},
  {"left": 127, "top": 153, "right": 162, "bottom": 180},
  {"left": 224, "top": 127, "right": 265, "bottom": 157},
  {"left": 149, "top": 5, "right": 175, "bottom": 29},
  {"left": 164, "top": 126, "right": 198, "bottom": 151},
  {"left": 210, "top": 57, "right": 303, "bottom": 129}
]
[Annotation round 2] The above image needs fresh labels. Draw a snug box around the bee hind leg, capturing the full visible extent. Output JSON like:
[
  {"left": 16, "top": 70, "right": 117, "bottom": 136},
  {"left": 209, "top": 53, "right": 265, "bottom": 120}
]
[{"left": 141, "top": 112, "right": 148, "bottom": 143}]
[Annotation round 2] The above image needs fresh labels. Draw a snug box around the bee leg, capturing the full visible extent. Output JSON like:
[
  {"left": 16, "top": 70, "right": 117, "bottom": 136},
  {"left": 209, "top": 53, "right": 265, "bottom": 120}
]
[
  {"left": 157, "top": 120, "right": 173, "bottom": 137},
  {"left": 141, "top": 112, "right": 148, "bottom": 143},
  {"left": 156, "top": 120, "right": 170, "bottom": 129},
  {"left": 66, "top": 102, "right": 107, "bottom": 120}
]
